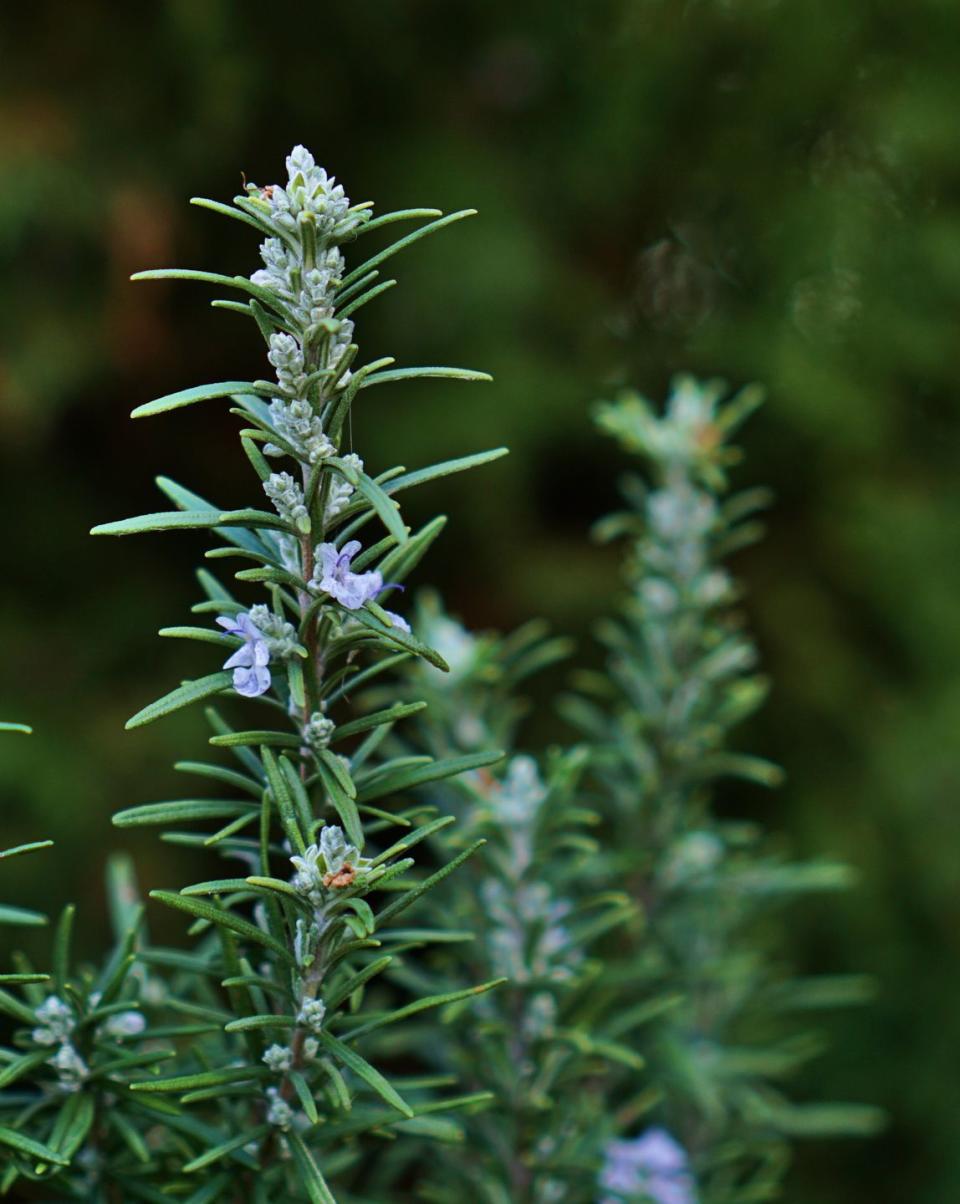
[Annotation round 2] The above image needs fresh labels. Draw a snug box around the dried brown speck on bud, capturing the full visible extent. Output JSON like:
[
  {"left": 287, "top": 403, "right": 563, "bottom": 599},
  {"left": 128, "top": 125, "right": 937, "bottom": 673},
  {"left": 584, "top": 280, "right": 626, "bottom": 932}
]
[
  {"left": 323, "top": 865, "right": 356, "bottom": 889},
  {"left": 262, "top": 185, "right": 276, "bottom": 200}
]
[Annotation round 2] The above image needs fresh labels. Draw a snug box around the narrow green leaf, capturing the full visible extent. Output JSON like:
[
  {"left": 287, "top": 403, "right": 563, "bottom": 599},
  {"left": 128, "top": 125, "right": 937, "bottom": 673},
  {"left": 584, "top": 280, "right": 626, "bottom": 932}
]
[
  {"left": 183, "top": 1125, "right": 271, "bottom": 1173},
  {"left": 337, "top": 278, "right": 397, "bottom": 320},
  {"left": 290, "top": 1070, "right": 320, "bottom": 1125},
  {"left": 0, "top": 1127, "right": 67, "bottom": 1166},
  {"left": 0, "top": 840, "right": 52, "bottom": 860},
  {"left": 131, "top": 381, "right": 263, "bottom": 420},
  {"left": 150, "top": 891, "right": 293, "bottom": 963},
  {"left": 223, "top": 1013, "right": 294, "bottom": 1033},
  {"left": 262, "top": 748, "right": 306, "bottom": 855},
  {"left": 175, "top": 760, "right": 261, "bottom": 797},
  {"left": 333, "top": 701, "right": 426, "bottom": 742},
  {"left": 357, "top": 749, "right": 503, "bottom": 803},
  {"left": 377, "top": 840, "right": 486, "bottom": 926},
  {"left": 52, "top": 904, "right": 75, "bottom": 994},
  {"left": 352, "top": 470, "right": 407, "bottom": 544},
  {"left": 316, "top": 758, "right": 363, "bottom": 851},
  {"left": 131, "top": 268, "right": 292, "bottom": 317},
  {"left": 344, "top": 978, "right": 505, "bottom": 1040},
  {"left": 0, "top": 987, "right": 40, "bottom": 1025},
  {"left": 381, "top": 447, "right": 510, "bottom": 500},
  {"left": 325, "top": 955, "right": 392, "bottom": 1010},
  {"left": 109, "top": 1109, "right": 151, "bottom": 1164},
  {"left": 285, "top": 1130, "right": 337, "bottom": 1204},
  {"left": 359, "top": 365, "right": 492, "bottom": 391},
  {"left": 352, "top": 605, "right": 449, "bottom": 671},
  {"left": 370, "top": 815, "right": 455, "bottom": 867},
  {"left": 0, "top": 1049, "right": 51, "bottom": 1089},
  {"left": 191, "top": 194, "right": 276, "bottom": 235},
  {"left": 49, "top": 1091, "right": 95, "bottom": 1162},
  {"left": 0, "top": 905, "right": 46, "bottom": 926},
  {"left": 338, "top": 209, "right": 477, "bottom": 291},
  {"left": 353, "top": 208, "right": 441, "bottom": 236},
  {"left": 315, "top": 1031, "right": 413, "bottom": 1117},
  {"left": 160, "top": 626, "right": 233, "bottom": 647},
  {"left": 130, "top": 1064, "right": 268, "bottom": 1093},
  {"left": 209, "top": 730, "right": 300, "bottom": 750},
  {"left": 113, "top": 799, "right": 252, "bottom": 827},
  {"left": 125, "top": 673, "right": 232, "bottom": 730},
  {"left": 91, "top": 509, "right": 223, "bottom": 537}
]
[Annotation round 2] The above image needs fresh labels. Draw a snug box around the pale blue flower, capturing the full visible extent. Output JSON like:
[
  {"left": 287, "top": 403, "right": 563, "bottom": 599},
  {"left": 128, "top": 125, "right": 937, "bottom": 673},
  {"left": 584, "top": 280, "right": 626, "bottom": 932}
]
[
  {"left": 217, "top": 613, "right": 271, "bottom": 697},
  {"left": 311, "top": 540, "right": 382, "bottom": 610},
  {"left": 382, "top": 609, "right": 411, "bottom": 634},
  {"left": 599, "top": 1128, "right": 696, "bottom": 1204}
]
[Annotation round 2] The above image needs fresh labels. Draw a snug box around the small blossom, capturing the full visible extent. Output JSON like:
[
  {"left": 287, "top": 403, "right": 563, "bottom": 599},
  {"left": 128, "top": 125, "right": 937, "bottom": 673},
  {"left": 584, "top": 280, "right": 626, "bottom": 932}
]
[
  {"left": 33, "top": 996, "right": 75, "bottom": 1046},
  {"left": 217, "top": 613, "right": 271, "bottom": 697},
  {"left": 496, "top": 756, "right": 548, "bottom": 827},
  {"left": 268, "top": 332, "right": 308, "bottom": 396},
  {"left": 302, "top": 1036, "right": 320, "bottom": 1060},
  {"left": 261, "top": 146, "right": 367, "bottom": 241},
  {"left": 48, "top": 1043, "right": 89, "bottom": 1091},
  {"left": 266, "top": 397, "right": 334, "bottom": 465},
  {"left": 101, "top": 1010, "right": 147, "bottom": 1040},
  {"left": 323, "top": 453, "right": 363, "bottom": 524},
  {"left": 311, "top": 540, "right": 382, "bottom": 610},
  {"left": 381, "top": 609, "right": 411, "bottom": 634},
  {"left": 264, "top": 472, "right": 310, "bottom": 531},
  {"left": 418, "top": 608, "right": 477, "bottom": 680},
  {"left": 276, "top": 532, "right": 302, "bottom": 576},
  {"left": 290, "top": 845, "right": 325, "bottom": 897},
  {"left": 319, "top": 825, "right": 356, "bottom": 876},
  {"left": 265, "top": 1086, "right": 294, "bottom": 1130},
  {"left": 304, "top": 712, "right": 336, "bottom": 750},
  {"left": 263, "top": 1044, "right": 293, "bottom": 1073},
  {"left": 599, "top": 1128, "right": 696, "bottom": 1204},
  {"left": 247, "top": 604, "right": 301, "bottom": 658},
  {"left": 297, "top": 998, "right": 326, "bottom": 1034}
]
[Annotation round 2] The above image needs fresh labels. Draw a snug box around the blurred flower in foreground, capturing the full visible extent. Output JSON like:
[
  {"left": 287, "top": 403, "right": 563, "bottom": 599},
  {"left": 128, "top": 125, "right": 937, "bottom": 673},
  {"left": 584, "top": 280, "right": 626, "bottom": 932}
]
[{"left": 599, "top": 1128, "right": 697, "bottom": 1204}]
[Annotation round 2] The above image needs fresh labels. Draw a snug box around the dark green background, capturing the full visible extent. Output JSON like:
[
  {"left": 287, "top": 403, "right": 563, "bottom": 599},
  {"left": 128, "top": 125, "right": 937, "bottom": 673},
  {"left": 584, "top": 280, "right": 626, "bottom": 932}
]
[{"left": 1, "top": 2, "right": 956, "bottom": 1199}]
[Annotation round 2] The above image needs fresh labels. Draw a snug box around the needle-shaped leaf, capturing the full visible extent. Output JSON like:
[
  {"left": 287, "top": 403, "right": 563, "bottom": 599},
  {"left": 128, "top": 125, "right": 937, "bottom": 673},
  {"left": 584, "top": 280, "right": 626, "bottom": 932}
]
[
  {"left": 332, "top": 701, "right": 427, "bottom": 742},
  {"left": 113, "top": 800, "right": 253, "bottom": 827},
  {"left": 285, "top": 1130, "right": 338, "bottom": 1204},
  {"left": 131, "top": 381, "right": 265, "bottom": 420},
  {"left": 358, "top": 365, "right": 492, "bottom": 391},
  {"left": 338, "top": 209, "right": 477, "bottom": 291},
  {"left": 125, "top": 673, "right": 232, "bottom": 731},
  {"left": 0, "top": 905, "right": 46, "bottom": 926},
  {"left": 314, "top": 1031, "right": 413, "bottom": 1118},
  {"left": 91, "top": 510, "right": 224, "bottom": 537},
  {"left": 0, "top": 1127, "right": 68, "bottom": 1166},
  {"left": 357, "top": 749, "right": 503, "bottom": 803},
  {"left": 150, "top": 891, "right": 293, "bottom": 963}
]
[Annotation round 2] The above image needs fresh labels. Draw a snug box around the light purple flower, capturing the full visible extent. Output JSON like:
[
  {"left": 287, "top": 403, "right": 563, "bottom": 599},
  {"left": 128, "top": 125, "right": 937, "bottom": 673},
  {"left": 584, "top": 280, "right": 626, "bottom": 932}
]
[
  {"left": 382, "top": 609, "right": 411, "bottom": 634},
  {"left": 599, "top": 1128, "right": 696, "bottom": 1204},
  {"left": 217, "top": 613, "right": 272, "bottom": 698},
  {"left": 312, "top": 541, "right": 383, "bottom": 610}
]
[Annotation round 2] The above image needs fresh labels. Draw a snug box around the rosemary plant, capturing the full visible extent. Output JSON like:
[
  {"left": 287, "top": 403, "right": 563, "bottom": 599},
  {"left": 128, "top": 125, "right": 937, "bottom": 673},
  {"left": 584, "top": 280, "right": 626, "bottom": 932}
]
[
  {"left": 360, "top": 595, "right": 640, "bottom": 1204},
  {"left": 566, "top": 377, "right": 882, "bottom": 1203},
  {"left": 0, "top": 157, "right": 879, "bottom": 1204},
  {"left": 87, "top": 146, "right": 508, "bottom": 1202},
  {"left": 1, "top": 726, "right": 159, "bottom": 1196}
]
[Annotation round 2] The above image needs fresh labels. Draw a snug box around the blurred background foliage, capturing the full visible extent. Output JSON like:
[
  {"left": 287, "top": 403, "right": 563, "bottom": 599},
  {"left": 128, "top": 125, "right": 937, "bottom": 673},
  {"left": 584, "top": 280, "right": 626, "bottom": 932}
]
[{"left": 0, "top": 1, "right": 957, "bottom": 1199}]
